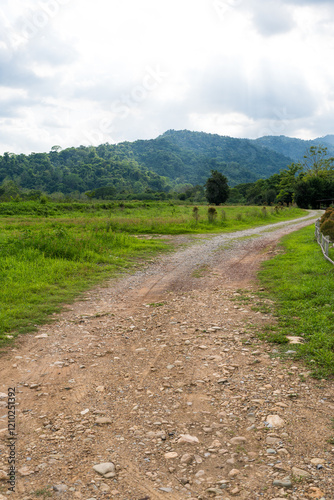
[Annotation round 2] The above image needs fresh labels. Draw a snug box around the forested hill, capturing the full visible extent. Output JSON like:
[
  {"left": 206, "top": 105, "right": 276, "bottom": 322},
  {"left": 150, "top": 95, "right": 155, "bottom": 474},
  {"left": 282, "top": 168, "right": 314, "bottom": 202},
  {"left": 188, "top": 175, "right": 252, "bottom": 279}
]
[
  {"left": 254, "top": 134, "right": 334, "bottom": 161},
  {"left": 0, "top": 146, "right": 171, "bottom": 196},
  {"left": 122, "top": 130, "right": 293, "bottom": 186},
  {"left": 0, "top": 129, "right": 330, "bottom": 196}
]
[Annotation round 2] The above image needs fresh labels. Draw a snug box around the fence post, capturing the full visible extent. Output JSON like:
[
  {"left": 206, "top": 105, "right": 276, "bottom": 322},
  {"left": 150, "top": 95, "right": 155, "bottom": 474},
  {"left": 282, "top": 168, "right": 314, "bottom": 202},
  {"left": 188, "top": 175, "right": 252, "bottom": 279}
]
[
  {"left": 324, "top": 236, "right": 329, "bottom": 257},
  {"left": 315, "top": 221, "right": 320, "bottom": 243}
]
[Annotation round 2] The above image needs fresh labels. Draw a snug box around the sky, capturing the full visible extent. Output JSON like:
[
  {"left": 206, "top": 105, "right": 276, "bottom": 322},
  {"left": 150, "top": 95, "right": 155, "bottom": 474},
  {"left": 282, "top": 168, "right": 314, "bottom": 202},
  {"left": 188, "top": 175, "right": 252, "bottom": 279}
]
[{"left": 1, "top": 0, "right": 334, "bottom": 154}]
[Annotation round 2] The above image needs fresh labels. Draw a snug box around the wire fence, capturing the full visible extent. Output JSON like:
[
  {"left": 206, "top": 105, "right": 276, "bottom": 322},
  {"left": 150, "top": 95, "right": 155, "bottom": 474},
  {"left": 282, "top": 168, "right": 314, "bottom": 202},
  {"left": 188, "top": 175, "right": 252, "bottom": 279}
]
[{"left": 315, "top": 220, "right": 334, "bottom": 265}]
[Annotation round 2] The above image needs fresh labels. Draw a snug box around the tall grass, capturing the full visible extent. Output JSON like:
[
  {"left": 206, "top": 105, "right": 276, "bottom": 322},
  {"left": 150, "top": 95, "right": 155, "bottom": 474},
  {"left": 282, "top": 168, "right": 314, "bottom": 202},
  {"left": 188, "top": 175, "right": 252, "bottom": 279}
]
[
  {"left": 0, "top": 222, "right": 167, "bottom": 346},
  {"left": 93, "top": 204, "right": 307, "bottom": 234},
  {"left": 258, "top": 225, "right": 334, "bottom": 378}
]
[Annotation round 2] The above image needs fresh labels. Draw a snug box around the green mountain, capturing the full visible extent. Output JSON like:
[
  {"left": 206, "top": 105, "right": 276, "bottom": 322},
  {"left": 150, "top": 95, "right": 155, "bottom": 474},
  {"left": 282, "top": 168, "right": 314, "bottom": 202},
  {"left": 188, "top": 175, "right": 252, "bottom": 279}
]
[
  {"left": 108, "top": 129, "right": 293, "bottom": 187},
  {"left": 254, "top": 135, "right": 334, "bottom": 162}
]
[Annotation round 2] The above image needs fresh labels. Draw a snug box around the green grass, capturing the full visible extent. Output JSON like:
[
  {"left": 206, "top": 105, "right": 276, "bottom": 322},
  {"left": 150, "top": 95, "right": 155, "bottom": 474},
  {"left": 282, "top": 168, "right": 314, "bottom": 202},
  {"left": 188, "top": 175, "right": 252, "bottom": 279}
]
[
  {"left": 0, "top": 201, "right": 307, "bottom": 234},
  {"left": 192, "top": 264, "right": 210, "bottom": 278},
  {"left": 32, "top": 486, "right": 53, "bottom": 498},
  {"left": 0, "top": 220, "right": 168, "bottom": 347},
  {"left": 258, "top": 225, "right": 334, "bottom": 378},
  {"left": 100, "top": 203, "right": 307, "bottom": 234},
  {"left": 0, "top": 201, "right": 310, "bottom": 348}
]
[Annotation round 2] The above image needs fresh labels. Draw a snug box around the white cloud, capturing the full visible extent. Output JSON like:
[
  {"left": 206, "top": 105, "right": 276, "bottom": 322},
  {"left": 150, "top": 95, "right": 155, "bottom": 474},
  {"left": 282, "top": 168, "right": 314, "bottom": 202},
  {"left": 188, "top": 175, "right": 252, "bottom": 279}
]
[
  {"left": 247, "top": 0, "right": 295, "bottom": 36},
  {"left": 0, "top": 0, "right": 333, "bottom": 153}
]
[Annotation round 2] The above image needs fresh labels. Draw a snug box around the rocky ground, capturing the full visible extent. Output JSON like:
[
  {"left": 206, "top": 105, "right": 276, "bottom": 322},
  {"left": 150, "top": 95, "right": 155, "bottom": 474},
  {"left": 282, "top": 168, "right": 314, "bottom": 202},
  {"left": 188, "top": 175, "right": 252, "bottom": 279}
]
[{"left": 0, "top": 213, "right": 333, "bottom": 500}]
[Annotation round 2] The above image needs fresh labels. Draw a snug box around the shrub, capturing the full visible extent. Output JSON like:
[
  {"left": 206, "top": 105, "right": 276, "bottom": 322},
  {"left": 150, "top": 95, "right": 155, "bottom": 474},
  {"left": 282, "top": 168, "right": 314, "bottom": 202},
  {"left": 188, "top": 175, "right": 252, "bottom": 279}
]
[
  {"left": 192, "top": 206, "right": 200, "bottom": 223},
  {"left": 320, "top": 207, "right": 334, "bottom": 225},
  {"left": 207, "top": 207, "right": 217, "bottom": 223},
  {"left": 320, "top": 219, "right": 334, "bottom": 241}
]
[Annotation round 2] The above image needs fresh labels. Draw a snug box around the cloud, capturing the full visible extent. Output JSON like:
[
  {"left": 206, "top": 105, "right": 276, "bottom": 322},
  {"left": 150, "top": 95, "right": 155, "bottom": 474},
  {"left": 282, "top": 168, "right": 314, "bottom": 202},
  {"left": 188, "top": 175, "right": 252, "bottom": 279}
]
[
  {"left": 239, "top": 0, "right": 334, "bottom": 38},
  {"left": 0, "top": 46, "right": 40, "bottom": 88},
  {"left": 283, "top": 0, "right": 332, "bottom": 3},
  {"left": 25, "top": 33, "right": 78, "bottom": 66},
  {"left": 0, "top": 93, "right": 39, "bottom": 118},
  {"left": 0, "top": 0, "right": 333, "bottom": 154},
  {"left": 187, "top": 56, "right": 317, "bottom": 123},
  {"left": 250, "top": 1, "right": 295, "bottom": 36}
]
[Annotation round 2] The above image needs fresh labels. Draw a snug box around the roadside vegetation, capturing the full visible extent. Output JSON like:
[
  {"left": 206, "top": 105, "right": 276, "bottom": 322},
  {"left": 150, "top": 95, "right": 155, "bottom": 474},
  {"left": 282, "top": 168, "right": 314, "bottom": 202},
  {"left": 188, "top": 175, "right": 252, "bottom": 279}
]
[
  {"left": 0, "top": 201, "right": 308, "bottom": 347},
  {"left": 0, "top": 216, "right": 168, "bottom": 348},
  {"left": 258, "top": 224, "right": 334, "bottom": 378},
  {"left": 0, "top": 201, "right": 306, "bottom": 234}
]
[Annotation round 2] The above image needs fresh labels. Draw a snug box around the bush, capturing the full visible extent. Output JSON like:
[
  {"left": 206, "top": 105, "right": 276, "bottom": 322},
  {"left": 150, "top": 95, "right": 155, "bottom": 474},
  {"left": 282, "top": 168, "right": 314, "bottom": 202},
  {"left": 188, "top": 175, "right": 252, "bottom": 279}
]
[
  {"left": 320, "top": 219, "right": 334, "bottom": 241},
  {"left": 207, "top": 207, "right": 217, "bottom": 223},
  {"left": 192, "top": 206, "right": 200, "bottom": 223},
  {"left": 320, "top": 207, "right": 334, "bottom": 225},
  {"left": 261, "top": 207, "right": 268, "bottom": 218}
]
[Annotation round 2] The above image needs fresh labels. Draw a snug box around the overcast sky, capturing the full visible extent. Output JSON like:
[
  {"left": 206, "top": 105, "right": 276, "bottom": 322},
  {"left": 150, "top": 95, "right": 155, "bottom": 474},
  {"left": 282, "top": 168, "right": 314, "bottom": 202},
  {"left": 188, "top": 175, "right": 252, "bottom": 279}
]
[{"left": 1, "top": 0, "right": 334, "bottom": 154}]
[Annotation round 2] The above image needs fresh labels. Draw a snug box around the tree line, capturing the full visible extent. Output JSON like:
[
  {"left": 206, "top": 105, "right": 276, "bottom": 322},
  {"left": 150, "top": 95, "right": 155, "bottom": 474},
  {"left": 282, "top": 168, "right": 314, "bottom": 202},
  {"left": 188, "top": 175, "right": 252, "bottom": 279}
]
[
  {"left": 0, "top": 143, "right": 332, "bottom": 209},
  {"left": 230, "top": 146, "right": 334, "bottom": 208}
]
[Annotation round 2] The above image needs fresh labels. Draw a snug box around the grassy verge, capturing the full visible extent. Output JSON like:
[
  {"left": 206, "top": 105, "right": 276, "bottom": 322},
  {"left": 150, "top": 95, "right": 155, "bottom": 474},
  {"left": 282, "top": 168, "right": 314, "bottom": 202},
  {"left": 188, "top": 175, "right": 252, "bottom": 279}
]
[
  {"left": 98, "top": 204, "right": 308, "bottom": 234},
  {"left": 0, "top": 224, "right": 168, "bottom": 347},
  {"left": 258, "top": 224, "right": 334, "bottom": 378},
  {"left": 0, "top": 201, "right": 307, "bottom": 234}
]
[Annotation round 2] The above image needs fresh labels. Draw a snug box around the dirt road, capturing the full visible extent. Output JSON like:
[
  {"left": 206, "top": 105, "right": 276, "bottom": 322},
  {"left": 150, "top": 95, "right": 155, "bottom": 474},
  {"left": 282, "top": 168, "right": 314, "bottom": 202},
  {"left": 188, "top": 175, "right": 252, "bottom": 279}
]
[{"left": 1, "top": 212, "right": 333, "bottom": 500}]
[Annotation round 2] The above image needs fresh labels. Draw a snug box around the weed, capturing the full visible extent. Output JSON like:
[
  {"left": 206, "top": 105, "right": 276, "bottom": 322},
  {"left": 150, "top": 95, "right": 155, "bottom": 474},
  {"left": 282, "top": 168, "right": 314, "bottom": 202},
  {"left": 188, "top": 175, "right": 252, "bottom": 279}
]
[
  {"left": 33, "top": 486, "right": 52, "bottom": 497},
  {"left": 192, "top": 265, "right": 210, "bottom": 278},
  {"left": 192, "top": 206, "right": 200, "bottom": 223},
  {"left": 208, "top": 207, "right": 217, "bottom": 223},
  {"left": 261, "top": 207, "right": 268, "bottom": 218},
  {"left": 292, "top": 475, "right": 305, "bottom": 484}
]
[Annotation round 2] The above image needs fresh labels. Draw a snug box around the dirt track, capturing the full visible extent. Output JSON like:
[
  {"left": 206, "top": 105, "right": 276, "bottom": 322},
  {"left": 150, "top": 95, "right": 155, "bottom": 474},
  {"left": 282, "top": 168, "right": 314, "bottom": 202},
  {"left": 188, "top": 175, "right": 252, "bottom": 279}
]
[{"left": 1, "top": 211, "right": 334, "bottom": 500}]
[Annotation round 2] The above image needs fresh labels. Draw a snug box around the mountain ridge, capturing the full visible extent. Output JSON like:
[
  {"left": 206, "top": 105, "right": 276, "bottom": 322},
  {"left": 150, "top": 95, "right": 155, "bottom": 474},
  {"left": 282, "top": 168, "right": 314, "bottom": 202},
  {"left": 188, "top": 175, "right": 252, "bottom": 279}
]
[{"left": 0, "top": 129, "right": 332, "bottom": 195}]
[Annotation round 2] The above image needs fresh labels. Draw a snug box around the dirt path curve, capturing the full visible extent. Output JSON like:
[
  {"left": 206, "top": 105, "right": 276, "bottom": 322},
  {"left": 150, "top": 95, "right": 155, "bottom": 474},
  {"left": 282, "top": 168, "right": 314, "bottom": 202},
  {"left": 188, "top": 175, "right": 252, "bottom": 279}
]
[{"left": 1, "top": 211, "right": 334, "bottom": 500}]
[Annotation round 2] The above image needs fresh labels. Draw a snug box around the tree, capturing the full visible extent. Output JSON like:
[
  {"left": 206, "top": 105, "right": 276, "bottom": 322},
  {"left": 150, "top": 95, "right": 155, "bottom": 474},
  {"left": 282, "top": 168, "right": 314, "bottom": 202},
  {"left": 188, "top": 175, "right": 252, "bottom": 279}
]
[
  {"left": 205, "top": 170, "right": 229, "bottom": 205},
  {"left": 295, "top": 176, "right": 334, "bottom": 209},
  {"left": 302, "top": 145, "right": 334, "bottom": 176},
  {"left": 276, "top": 162, "right": 303, "bottom": 205}
]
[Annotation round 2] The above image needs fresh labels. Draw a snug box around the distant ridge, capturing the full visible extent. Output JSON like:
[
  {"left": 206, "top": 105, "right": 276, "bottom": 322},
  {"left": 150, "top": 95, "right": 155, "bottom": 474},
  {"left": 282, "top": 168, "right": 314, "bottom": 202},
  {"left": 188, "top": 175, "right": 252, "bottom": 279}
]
[{"left": 254, "top": 134, "right": 334, "bottom": 162}]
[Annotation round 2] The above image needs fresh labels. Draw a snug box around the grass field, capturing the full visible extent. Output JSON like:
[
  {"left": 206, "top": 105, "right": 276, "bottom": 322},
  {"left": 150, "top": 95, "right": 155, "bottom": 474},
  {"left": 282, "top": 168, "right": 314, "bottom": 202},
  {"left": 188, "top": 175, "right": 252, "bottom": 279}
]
[
  {"left": 258, "top": 224, "right": 334, "bottom": 378},
  {"left": 0, "top": 200, "right": 307, "bottom": 234},
  {"left": 0, "top": 201, "right": 308, "bottom": 347}
]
